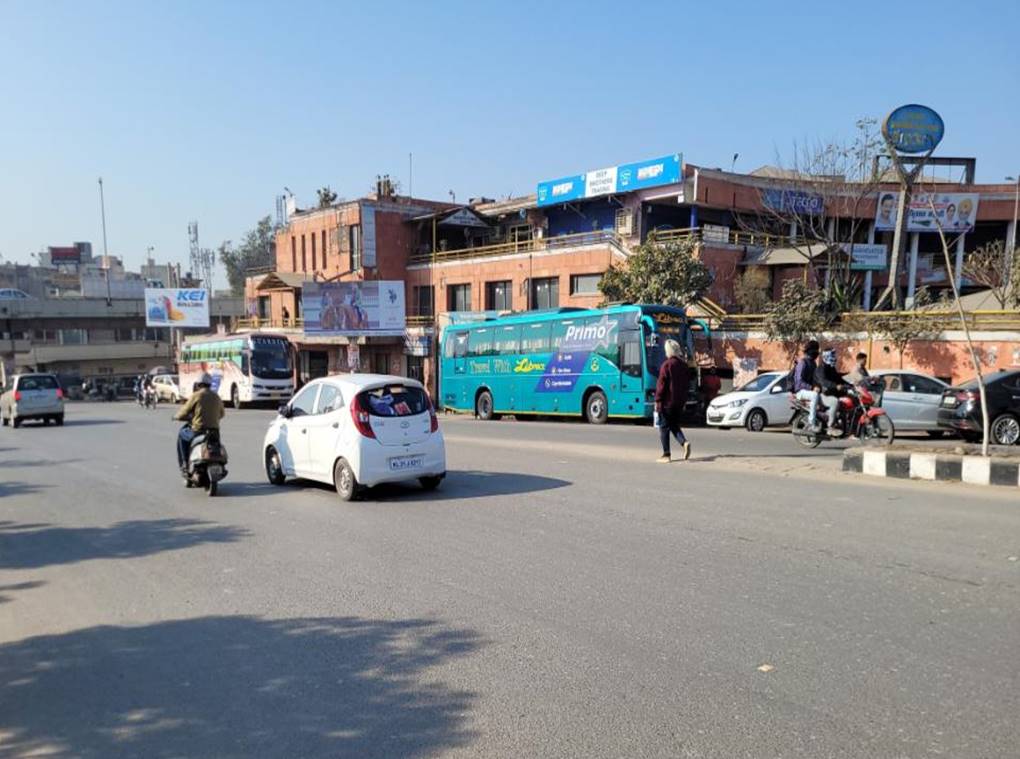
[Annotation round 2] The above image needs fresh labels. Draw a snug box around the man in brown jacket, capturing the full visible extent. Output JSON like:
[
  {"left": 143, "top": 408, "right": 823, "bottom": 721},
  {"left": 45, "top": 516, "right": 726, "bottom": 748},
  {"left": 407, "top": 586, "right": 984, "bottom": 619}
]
[
  {"left": 175, "top": 372, "right": 225, "bottom": 472},
  {"left": 654, "top": 339, "right": 691, "bottom": 462}
]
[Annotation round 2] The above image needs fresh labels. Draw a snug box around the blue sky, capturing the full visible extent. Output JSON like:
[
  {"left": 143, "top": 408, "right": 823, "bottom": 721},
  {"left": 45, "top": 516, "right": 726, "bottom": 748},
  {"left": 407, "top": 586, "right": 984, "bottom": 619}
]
[{"left": 2, "top": 0, "right": 1018, "bottom": 287}]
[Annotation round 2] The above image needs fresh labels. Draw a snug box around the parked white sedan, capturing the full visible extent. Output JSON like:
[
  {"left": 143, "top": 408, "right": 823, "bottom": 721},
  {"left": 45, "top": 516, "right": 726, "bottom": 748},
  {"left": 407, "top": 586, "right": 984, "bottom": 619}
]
[
  {"left": 706, "top": 371, "right": 792, "bottom": 431},
  {"left": 263, "top": 374, "right": 446, "bottom": 500}
]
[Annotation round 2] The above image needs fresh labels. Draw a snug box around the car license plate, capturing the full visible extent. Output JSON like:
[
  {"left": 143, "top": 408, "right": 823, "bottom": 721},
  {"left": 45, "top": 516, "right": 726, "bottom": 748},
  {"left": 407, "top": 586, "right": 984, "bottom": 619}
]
[
  {"left": 389, "top": 455, "right": 424, "bottom": 471},
  {"left": 708, "top": 413, "right": 723, "bottom": 422},
  {"left": 941, "top": 397, "right": 956, "bottom": 407}
]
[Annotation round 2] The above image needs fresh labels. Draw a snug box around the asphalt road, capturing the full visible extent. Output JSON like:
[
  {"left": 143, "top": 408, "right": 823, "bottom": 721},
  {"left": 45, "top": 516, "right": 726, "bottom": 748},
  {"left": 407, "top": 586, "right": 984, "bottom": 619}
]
[{"left": 1, "top": 402, "right": 1017, "bottom": 758}]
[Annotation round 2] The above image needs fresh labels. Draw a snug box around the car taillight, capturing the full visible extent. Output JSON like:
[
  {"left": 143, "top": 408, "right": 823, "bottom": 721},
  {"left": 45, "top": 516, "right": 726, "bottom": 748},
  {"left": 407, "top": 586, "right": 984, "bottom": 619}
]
[
  {"left": 428, "top": 398, "right": 439, "bottom": 433},
  {"left": 955, "top": 390, "right": 978, "bottom": 403},
  {"left": 13, "top": 391, "right": 22, "bottom": 402},
  {"left": 350, "top": 395, "right": 376, "bottom": 438}
]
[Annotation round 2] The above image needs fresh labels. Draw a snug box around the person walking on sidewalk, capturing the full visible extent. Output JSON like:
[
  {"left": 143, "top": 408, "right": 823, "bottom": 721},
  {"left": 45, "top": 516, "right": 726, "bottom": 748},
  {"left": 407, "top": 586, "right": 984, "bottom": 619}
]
[{"left": 655, "top": 339, "right": 691, "bottom": 463}]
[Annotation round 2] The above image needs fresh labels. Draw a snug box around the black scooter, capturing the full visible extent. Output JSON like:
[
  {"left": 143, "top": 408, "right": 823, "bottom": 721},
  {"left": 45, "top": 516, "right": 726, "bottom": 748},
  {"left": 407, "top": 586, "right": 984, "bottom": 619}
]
[{"left": 178, "top": 422, "right": 229, "bottom": 496}]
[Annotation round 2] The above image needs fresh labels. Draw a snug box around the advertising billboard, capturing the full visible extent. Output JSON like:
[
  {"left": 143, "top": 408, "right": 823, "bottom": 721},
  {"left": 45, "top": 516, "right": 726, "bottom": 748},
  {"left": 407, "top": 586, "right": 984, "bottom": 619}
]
[
  {"left": 48, "top": 246, "right": 82, "bottom": 263},
  {"left": 875, "top": 192, "right": 979, "bottom": 233},
  {"left": 882, "top": 104, "right": 944, "bottom": 154},
  {"left": 144, "top": 288, "right": 210, "bottom": 328},
  {"left": 845, "top": 243, "right": 888, "bottom": 271},
  {"left": 303, "top": 281, "right": 405, "bottom": 336},
  {"left": 536, "top": 154, "right": 681, "bottom": 206}
]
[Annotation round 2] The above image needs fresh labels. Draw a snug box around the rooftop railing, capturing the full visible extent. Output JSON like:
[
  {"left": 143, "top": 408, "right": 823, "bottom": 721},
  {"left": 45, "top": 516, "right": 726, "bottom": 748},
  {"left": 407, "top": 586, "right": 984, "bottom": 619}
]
[{"left": 408, "top": 229, "right": 628, "bottom": 265}]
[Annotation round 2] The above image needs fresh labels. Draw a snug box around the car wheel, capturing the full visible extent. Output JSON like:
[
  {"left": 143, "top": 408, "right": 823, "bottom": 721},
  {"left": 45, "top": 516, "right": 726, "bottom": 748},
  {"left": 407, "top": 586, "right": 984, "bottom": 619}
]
[
  {"left": 55, "top": 415, "right": 64, "bottom": 426},
  {"left": 990, "top": 413, "right": 1020, "bottom": 446},
  {"left": 265, "top": 446, "right": 286, "bottom": 486},
  {"left": 475, "top": 390, "right": 495, "bottom": 421},
  {"left": 745, "top": 408, "right": 767, "bottom": 432},
  {"left": 333, "top": 458, "right": 361, "bottom": 502},
  {"left": 585, "top": 390, "right": 608, "bottom": 424},
  {"left": 419, "top": 475, "right": 443, "bottom": 491}
]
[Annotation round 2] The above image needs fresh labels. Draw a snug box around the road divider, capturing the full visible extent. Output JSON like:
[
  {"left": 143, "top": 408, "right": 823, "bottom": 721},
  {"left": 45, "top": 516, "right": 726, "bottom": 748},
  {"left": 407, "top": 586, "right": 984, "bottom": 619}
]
[{"left": 843, "top": 447, "right": 1020, "bottom": 488}]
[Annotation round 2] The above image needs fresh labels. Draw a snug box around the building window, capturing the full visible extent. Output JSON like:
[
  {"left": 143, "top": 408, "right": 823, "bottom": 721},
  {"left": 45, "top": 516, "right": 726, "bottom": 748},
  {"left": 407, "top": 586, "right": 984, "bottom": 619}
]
[
  {"left": 321, "top": 230, "right": 327, "bottom": 269},
  {"left": 413, "top": 285, "right": 434, "bottom": 317},
  {"left": 406, "top": 354, "right": 424, "bottom": 382},
  {"left": 530, "top": 277, "right": 559, "bottom": 309},
  {"left": 301, "top": 235, "right": 307, "bottom": 271},
  {"left": 485, "top": 280, "right": 512, "bottom": 311},
  {"left": 114, "top": 328, "right": 135, "bottom": 341},
  {"left": 291, "top": 236, "right": 297, "bottom": 271},
  {"left": 570, "top": 273, "right": 602, "bottom": 295},
  {"left": 59, "top": 329, "right": 87, "bottom": 345},
  {"left": 448, "top": 284, "right": 471, "bottom": 312},
  {"left": 350, "top": 225, "right": 361, "bottom": 270},
  {"left": 310, "top": 231, "right": 317, "bottom": 271}
]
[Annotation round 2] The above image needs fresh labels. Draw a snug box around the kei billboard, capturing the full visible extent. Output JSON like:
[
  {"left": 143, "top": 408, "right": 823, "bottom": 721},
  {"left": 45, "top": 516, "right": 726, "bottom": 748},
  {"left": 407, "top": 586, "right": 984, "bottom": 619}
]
[{"left": 144, "top": 288, "right": 210, "bottom": 328}]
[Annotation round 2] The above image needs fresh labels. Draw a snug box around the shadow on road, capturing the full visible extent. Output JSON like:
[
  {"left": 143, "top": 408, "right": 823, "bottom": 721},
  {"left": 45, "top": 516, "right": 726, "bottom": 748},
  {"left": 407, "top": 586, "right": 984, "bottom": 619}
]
[
  {"left": 0, "top": 580, "right": 45, "bottom": 604},
  {"left": 0, "top": 458, "right": 82, "bottom": 469},
  {"left": 263, "top": 470, "right": 572, "bottom": 503},
  {"left": 62, "top": 418, "right": 125, "bottom": 427},
  {"left": 0, "top": 482, "right": 51, "bottom": 499},
  {"left": 693, "top": 451, "right": 844, "bottom": 463},
  {"left": 0, "top": 615, "right": 481, "bottom": 758},
  {"left": 0, "top": 518, "right": 249, "bottom": 570}
]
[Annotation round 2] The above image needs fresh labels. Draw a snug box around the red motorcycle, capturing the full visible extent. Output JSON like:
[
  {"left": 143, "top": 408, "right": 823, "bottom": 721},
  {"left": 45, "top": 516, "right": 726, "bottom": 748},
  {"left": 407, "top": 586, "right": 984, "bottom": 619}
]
[{"left": 790, "top": 378, "right": 895, "bottom": 448}]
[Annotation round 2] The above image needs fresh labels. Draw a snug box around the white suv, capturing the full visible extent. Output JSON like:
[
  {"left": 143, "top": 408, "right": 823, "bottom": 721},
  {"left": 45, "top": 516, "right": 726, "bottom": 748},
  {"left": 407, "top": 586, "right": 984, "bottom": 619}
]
[
  {"left": 263, "top": 374, "right": 446, "bottom": 501},
  {"left": 1, "top": 373, "right": 65, "bottom": 428}
]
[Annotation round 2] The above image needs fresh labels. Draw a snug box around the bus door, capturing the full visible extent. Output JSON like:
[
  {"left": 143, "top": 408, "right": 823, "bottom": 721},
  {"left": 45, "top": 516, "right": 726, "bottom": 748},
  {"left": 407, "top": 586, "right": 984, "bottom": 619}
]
[
  {"left": 452, "top": 330, "right": 469, "bottom": 409},
  {"left": 617, "top": 328, "right": 645, "bottom": 413}
]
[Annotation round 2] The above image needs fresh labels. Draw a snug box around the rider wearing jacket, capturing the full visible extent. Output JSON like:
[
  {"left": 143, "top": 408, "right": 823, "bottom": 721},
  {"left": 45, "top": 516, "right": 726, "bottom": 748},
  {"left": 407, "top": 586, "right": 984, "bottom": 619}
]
[
  {"left": 174, "top": 373, "right": 225, "bottom": 472},
  {"left": 817, "top": 349, "right": 846, "bottom": 434}
]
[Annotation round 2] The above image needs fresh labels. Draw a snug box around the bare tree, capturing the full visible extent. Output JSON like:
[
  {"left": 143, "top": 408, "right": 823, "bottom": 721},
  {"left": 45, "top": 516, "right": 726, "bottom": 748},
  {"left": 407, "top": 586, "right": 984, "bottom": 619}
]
[
  {"left": 928, "top": 197, "right": 991, "bottom": 456},
  {"left": 739, "top": 119, "right": 885, "bottom": 301},
  {"left": 961, "top": 239, "right": 1019, "bottom": 309}
]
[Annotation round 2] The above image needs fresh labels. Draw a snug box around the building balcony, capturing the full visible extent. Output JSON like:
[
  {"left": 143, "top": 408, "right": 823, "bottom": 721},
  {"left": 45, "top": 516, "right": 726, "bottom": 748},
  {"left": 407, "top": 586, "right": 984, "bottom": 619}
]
[{"left": 408, "top": 229, "right": 629, "bottom": 266}]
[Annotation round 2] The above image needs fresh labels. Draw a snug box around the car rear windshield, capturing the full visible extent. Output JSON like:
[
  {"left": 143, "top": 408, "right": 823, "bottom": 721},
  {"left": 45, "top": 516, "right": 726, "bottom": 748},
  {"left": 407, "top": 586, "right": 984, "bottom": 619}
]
[
  {"left": 359, "top": 385, "right": 429, "bottom": 417},
  {"left": 18, "top": 375, "right": 59, "bottom": 390}
]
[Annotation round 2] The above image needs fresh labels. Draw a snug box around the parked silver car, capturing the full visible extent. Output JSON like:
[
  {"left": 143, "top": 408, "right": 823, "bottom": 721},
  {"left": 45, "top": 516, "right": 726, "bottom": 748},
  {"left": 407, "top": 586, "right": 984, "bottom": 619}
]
[
  {"left": 1, "top": 373, "right": 65, "bottom": 428},
  {"left": 862, "top": 370, "right": 950, "bottom": 436},
  {"left": 152, "top": 373, "right": 182, "bottom": 403}
]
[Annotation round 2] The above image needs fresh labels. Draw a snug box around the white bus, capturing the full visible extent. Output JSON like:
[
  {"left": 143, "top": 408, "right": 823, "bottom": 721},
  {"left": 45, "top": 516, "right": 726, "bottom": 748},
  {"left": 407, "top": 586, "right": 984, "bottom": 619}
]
[{"left": 180, "top": 333, "right": 295, "bottom": 408}]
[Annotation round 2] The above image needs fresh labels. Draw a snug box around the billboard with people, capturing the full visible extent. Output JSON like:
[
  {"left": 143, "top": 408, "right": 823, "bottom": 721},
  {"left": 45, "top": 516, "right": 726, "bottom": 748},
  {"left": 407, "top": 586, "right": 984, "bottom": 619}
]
[
  {"left": 302, "top": 281, "right": 405, "bottom": 336},
  {"left": 874, "top": 192, "right": 979, "bottom": 233}
]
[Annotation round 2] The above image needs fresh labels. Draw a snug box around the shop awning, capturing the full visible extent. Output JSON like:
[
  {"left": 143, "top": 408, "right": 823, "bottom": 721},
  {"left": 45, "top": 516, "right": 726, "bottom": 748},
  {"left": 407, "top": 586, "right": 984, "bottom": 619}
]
[
  {"left": 742, "top": 243, "right": 848, "bottom": 266},
  {"left": 255, "top": 272, "right": 313, "bottom": 291}
]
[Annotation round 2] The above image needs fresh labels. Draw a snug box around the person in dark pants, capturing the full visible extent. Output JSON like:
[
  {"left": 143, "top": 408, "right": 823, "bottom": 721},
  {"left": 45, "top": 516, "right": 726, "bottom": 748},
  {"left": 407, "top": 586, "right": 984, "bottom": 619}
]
[{"left": 655, "top": 339, "right": 691, "bottom": 462}]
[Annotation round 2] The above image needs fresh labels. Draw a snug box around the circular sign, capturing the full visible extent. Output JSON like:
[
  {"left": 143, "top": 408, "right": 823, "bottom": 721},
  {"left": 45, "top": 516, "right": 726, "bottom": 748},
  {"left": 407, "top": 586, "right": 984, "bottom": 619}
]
[{"left": 882, "top": 104, "right": 944, "bottom": 154}]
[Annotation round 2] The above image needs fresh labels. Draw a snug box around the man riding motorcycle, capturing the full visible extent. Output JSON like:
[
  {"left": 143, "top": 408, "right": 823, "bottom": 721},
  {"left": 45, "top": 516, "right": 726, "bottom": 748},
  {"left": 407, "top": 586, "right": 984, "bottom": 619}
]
[
  {"left": 817, "top": 348, "right": 848, "bottom": 435},
  {"left": 174, "top": 373, "right": 224, "bottom": 473}
]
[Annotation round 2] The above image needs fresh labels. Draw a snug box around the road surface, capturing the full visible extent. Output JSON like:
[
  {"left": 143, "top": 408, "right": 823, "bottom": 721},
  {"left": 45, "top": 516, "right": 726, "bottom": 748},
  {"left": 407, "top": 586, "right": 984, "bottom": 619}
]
[{"left": 1, "top": 402, "right": 1017, "bottom": 758}]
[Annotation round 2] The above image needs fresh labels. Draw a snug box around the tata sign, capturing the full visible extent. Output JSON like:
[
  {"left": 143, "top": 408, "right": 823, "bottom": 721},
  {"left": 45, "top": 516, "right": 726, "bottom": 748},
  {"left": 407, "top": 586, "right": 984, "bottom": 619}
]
[
  {"left": 882, "top": 104, "right": 944, "bottom": 154},
  {"left": 536, "top": 154, "right": 681, "bottom": 206},
  {"left": 144, "top": 288, "right": 210, "bottom": 328},
  {"left": 762, "top": 189, "right": 825, "bottom": 215}
]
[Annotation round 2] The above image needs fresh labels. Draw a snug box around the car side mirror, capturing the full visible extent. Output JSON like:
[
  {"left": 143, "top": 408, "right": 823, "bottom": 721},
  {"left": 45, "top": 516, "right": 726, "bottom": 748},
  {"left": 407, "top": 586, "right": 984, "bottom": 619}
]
[
  {"left": 278, "top": 404, "right": 292, "bottom": 418},
  {"left": 771, "top": 385, "right": 784, "bottom": 394}
]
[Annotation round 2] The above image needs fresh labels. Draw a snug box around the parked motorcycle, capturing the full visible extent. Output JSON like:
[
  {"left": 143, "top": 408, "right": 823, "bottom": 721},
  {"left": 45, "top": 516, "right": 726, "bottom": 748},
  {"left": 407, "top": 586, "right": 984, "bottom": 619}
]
[
  {"left": 790, "top": 379, "right": 894, "bottom": 448},
  {"left": 180, "top": 425, "right": 229, "bottom": 496}
]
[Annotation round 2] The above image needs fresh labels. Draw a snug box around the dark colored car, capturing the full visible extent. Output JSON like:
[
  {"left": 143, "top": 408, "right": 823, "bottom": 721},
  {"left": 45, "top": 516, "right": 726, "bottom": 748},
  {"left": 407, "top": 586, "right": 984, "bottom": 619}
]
[{"left": 937, "top": 370, "right": 1020, "bottom": 446}]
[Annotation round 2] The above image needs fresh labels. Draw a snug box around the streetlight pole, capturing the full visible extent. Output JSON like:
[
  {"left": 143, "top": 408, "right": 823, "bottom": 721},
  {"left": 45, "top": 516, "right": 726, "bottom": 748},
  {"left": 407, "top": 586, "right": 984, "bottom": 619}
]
[
  {"left": 1007, "top": 176, "right": 1019, "bottom": 287},
  {"left": 98, "top": 177, "right": 111, "bottom": 305}
]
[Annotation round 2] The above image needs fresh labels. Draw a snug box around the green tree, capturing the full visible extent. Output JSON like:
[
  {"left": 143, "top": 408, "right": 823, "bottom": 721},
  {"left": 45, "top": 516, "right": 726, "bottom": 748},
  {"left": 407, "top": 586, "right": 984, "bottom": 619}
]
[
  {"left": 219, "top": 216, "right": 276, "bottom": 295},
  {"left": 733, "top": 266, "right": 771, "bottom": 314},
  {"left": 598, "top": 234, "right": 713, "bottom": 308},
  {"left": 317, "top": 186, "right": 338, "bottom": 208},
  {"left": 763, "top": 280, "right": 835, "bottom": 360}
]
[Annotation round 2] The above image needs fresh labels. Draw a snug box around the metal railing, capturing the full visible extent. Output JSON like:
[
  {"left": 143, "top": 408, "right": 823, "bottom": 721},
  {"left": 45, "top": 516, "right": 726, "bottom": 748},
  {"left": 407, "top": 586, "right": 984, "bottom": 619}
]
[
  {"left": 652, "top": 226, "right": 814, "bottom": 250},
  {"left": 408, "top": 229, "right": 628, "bottom": 265},
  {"left": 710, "top": 309, "right": 1020, "bottom": 333},
  {"left": 236, "top": 317, "right": 305, "bottom": 330}
]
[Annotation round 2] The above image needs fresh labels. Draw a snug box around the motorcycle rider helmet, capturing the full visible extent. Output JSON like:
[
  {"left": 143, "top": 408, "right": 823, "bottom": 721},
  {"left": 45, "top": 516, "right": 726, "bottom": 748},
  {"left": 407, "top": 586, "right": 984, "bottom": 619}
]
[
  {"left": 821, "top": 349, "right": 837, "bottom": 367},
  {"left": 197, "top": 372, "right": 214, "bottom": 388}
]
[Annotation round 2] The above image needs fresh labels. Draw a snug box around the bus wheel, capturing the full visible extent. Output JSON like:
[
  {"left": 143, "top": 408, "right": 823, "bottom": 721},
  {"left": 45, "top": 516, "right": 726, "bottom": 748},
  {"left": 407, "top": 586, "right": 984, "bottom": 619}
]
[
  {"left": 475, "top": 390, "right": 495, "bottom": 421},
  {"left": 585, "top": 390, "right": 608, "bottom": 424},
  {"left": 231, "top": 385, "right": 243, "bottom": 410}
]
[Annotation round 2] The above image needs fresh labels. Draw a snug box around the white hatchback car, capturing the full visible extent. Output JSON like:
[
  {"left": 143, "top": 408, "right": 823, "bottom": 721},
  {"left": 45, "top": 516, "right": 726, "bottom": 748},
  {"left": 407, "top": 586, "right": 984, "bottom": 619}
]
[
  {"left": 705, "top": 371, "right": 792, "bottom": 431},
  {"left": 263, "top": 374, "right": 446, "bottom": 500}
]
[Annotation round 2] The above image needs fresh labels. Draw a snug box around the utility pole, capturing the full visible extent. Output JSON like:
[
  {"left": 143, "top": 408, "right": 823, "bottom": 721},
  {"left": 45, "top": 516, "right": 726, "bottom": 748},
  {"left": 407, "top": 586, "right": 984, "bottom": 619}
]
[
  {"left": 98, "top": 177, "right": 112, "bottom": 305},
  {"left": 1007, "top": 175, "right": 1019, "bottom": 285}
]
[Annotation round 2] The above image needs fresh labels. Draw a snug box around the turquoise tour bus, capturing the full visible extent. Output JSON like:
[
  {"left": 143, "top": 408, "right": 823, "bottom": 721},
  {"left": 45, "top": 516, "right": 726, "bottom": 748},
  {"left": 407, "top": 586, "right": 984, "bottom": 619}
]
[{"left": 439, "top": 304, "right": 709, "bottom": 423}]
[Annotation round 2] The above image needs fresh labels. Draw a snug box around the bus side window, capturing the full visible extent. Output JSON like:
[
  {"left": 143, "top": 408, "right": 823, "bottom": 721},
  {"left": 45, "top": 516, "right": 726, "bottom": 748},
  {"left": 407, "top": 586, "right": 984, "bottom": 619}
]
[
  {"left": 620, "top": 331, "right": 642, "bottom": 377},
  {"left": 453, "top": 332, "right": 468, "bottom": 358},
  {"left": 468, "top": 328, "right": 493, "bottom": 357},
  {"left": 521, "top": 323, "right": 550, "bottom": 353},
  {"left": 550, "top": 320, "right": 573, "bottom": 351},
  {"left": 494, "top": 325, "right": 520, "bottom": 353}
]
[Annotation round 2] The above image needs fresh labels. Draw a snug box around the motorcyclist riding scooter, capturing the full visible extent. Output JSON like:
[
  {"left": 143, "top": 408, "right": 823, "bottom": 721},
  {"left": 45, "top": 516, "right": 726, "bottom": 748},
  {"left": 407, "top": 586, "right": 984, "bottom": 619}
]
[{"left": 174, "top": 372, "right": 228, "bottom": 495}]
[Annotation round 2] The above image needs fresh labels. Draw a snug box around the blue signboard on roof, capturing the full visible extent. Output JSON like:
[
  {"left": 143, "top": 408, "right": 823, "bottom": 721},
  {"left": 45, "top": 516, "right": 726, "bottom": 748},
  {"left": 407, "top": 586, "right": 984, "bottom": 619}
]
[
  {"left": 536, "top": 153, "right": 682, "bottom": 206},
  {"left": 536, "top": 175, "right": 586, "bottom": 206},
  {"left": 882, "top": 104, "right": 944, "bottom": 154},
  {"left": 616, "top": 154, "right": 681, "bottom": 192}
]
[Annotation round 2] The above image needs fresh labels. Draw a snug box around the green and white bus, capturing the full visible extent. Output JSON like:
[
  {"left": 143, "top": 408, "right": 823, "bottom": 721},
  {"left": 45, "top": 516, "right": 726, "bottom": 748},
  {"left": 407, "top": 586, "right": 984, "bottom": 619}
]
[
  {"left": 180, "top": 333, "right": 295, "bottom": 408},
  {"left": 439, "top": 305, "right": 709, "bottom": 423}
]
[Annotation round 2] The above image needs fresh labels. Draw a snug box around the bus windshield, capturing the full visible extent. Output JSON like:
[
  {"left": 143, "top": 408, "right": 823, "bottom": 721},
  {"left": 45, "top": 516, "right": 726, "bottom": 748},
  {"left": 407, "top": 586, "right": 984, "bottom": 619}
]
[
  {"left": 251, "top": 338, "right": 293, "bottom": 379},
  {"left": 644, "top": 327, "right": 666, "bottom": 376}
]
